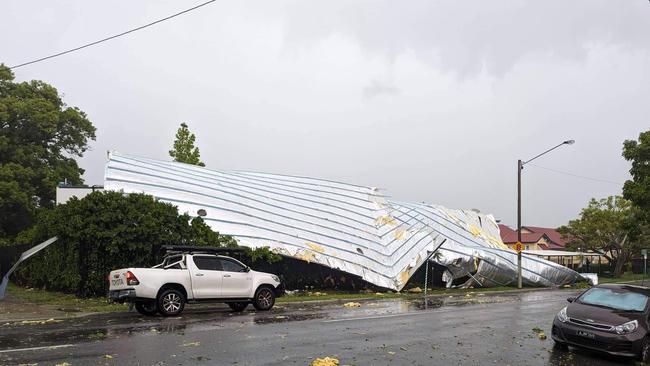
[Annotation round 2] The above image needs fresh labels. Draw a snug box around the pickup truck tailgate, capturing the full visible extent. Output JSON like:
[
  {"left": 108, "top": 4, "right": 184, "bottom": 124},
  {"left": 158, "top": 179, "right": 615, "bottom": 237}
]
[{"left": 108, "top": 269, "right": 130, "bottom": 290}]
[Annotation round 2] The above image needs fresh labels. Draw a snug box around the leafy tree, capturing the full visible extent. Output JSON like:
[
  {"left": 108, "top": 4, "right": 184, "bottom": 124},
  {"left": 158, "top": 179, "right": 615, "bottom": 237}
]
[
  {"left": 0, "top": 64, "right": 95, "bottom": 242},
  {"left": 15, "top": 191, "right": 279, "bottom": 296},
  {"left": 623, "top": 130, "right": 650, "bottom": 221},
  {"left": 15, "top": 191, "right": 235, "bottom": 296},
  {"left": 169, "top": 122, "right": 204, "bottom": 166},
  {"left": 558, "top": 196, "right": 645, "bottom": 277}
]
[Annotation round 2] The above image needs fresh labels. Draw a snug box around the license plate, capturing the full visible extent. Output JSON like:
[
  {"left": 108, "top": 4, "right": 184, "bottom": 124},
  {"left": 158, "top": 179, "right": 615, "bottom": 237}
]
[
  {"left": 111, "top": 279, "right": 124, "bottom": 286},
  {"left": 577, "top": 330, "right": 595, "bottom": 339}
]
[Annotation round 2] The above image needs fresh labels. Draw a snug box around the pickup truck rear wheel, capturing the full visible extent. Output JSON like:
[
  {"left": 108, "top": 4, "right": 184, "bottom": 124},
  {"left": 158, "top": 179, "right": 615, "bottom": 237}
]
[
  {"left": 253, "top": 287, "right": 275, "bottom": 311},
  {"left": 134, "top": 301, "right": 158, "bottom": 316},
  {"left": 228, "top": 302, "right": 248, "bottom": 312},
  {"left": 157, "top": 289, "right": 185, "bottom": 316}
]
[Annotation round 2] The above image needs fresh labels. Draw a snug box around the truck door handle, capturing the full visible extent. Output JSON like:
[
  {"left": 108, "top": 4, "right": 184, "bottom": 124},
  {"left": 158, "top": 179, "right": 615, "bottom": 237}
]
[
  {"left": 195, "top": 273, "right": 204, "bottom": 277},
  {"left": 223, "top": 274, "right": 231, "bottom": 278}
]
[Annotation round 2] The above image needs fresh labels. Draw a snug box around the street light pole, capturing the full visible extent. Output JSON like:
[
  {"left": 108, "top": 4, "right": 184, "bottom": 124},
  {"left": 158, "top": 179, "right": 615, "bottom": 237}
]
[
  {"left": 517, "top": 140, "right": 574, "bottom": 289},
  {"left": 517, "top": 159, "right": 523, "bottom": 288}
]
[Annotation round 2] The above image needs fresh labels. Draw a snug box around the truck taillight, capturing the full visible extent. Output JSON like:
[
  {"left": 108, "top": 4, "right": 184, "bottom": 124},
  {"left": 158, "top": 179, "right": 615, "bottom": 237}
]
[{"left": 125, "top": 271, "right": 139, "bottom": 285}]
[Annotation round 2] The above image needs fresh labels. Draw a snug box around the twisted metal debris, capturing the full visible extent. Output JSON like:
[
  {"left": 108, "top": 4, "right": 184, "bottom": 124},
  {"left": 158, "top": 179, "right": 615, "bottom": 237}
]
[{"left": 104, "top": 152, "right": 582, "bottom": 291}]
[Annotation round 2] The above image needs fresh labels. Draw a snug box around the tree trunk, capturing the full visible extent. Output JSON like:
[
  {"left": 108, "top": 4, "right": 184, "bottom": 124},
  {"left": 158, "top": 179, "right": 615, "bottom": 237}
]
[{"left": 613, "top": 251, "right": 629, "bottom": 277}]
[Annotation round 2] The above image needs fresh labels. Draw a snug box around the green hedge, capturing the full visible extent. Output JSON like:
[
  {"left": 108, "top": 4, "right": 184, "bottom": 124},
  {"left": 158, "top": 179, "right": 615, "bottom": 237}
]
[{"left": 14, "top": 191, "right": 244, "bottom": 296}]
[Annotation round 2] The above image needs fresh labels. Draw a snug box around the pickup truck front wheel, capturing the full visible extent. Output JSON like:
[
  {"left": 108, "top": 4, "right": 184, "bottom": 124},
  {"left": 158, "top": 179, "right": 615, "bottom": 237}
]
[
  {"left": 157, "top": 289, "right": 185, "bottom": 316},
  {"left": 134, "top": 301, "right": 158, "bottom": 316},
  {"left": 253, "top": 286, "right": 275, "bottom": 311}
]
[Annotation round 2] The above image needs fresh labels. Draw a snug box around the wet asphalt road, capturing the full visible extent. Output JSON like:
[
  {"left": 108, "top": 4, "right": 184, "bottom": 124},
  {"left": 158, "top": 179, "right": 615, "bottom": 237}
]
[{"left": 0, "top": 289, "right": 641, "bottom": 366}]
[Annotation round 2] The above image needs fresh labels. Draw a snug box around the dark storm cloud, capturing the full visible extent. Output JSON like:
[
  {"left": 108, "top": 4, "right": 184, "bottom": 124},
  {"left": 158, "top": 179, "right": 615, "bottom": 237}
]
[
  {"left": 1, "top": 0, "right": 648, "bottom": 228},
  {"left": 279, "top": 1, "right": 650, "bottom": 77}
]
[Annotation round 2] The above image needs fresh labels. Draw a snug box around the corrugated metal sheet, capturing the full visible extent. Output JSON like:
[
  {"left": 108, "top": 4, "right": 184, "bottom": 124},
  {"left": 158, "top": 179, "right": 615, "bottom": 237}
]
[{"left": 104, "top": 152, "right": 582, "bottom": 290}]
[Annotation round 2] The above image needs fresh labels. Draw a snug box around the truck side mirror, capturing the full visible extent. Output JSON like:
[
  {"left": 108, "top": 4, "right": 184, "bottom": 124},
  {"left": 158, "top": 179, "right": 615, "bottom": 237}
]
[{"left": 567, "top": 297, "right": 575, "bottom": 303}]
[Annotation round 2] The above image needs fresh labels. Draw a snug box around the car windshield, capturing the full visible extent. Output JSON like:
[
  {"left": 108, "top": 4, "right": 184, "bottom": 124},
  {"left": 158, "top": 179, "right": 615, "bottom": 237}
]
[{"left": 580, "top": 287, "right": 648, "bottom": 312}]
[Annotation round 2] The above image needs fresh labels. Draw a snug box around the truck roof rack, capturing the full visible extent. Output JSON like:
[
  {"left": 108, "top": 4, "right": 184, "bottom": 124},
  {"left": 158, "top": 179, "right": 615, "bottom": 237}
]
[{"left": 161, "top": 245, "right": 247, "bottom": 255}]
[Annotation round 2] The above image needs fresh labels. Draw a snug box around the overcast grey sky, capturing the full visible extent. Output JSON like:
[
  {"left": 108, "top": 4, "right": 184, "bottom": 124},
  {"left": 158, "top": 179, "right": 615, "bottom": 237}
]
[{"left": 2, "top": 1, "right": 649, "bottom": 228}]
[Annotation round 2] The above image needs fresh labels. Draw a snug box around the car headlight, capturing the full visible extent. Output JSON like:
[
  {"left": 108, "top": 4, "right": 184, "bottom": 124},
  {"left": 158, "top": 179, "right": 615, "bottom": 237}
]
[
  {"left": 614, "top": 320, "right": 638, "bottom": 334},
  {"left": 271, "top": 275, "right": 280, "bottom": 283},
  {"left": 557, "top": 307, "right": 569, "bottom": 323}
]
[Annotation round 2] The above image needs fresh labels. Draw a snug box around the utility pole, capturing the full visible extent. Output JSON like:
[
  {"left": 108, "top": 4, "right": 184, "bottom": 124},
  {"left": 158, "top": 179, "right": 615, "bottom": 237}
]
[
  {"left": 517, "top": 159, "right": 522, "bottom": 288},
  {"left": 517, "top": 140, "right": 575, "bottom": 289}
]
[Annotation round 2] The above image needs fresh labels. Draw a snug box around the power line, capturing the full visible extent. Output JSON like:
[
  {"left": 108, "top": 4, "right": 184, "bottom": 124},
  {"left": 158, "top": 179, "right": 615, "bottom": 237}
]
[
  {"left": 527, "top": 163, "right": 624, "bottom": 186},
  {"left": 9, "top": 0, "right": 217, "bottom": 69}
]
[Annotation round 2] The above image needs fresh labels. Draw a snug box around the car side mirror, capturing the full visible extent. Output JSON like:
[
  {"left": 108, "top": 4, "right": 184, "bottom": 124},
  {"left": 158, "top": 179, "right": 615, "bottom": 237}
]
[
  {"left": 567, "top": 297, "right": 575, "bottom": 303},
  {"left": 243, "top": 266, "right": 250, "bottom": 273}
]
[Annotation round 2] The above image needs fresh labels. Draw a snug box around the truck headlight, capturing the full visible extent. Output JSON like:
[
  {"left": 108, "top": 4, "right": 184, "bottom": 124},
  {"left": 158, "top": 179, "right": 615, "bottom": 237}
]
[
  {"left": 557, "top": 307, "right": 568, "bottom": 323},
  {"left": 614, "top": 320, "right": 638, "bottom": 334},
  {"left": 271, "top": 275, "right": 280, "bottom": 283}
]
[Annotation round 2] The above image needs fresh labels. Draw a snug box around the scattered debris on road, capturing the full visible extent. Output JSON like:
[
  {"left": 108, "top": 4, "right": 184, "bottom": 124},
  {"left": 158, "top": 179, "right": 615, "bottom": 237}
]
[
  {"left": 532, "top": 326, "right": 547, "bottom": 340},
  {"left": 19, "top": 318, "right": 63, "bottom": 325},
  {"left": 308, "top": 292, "right": 328, "bottom": 297},
  {"left": 343, "top": 302, "right": 361, "bottom": 308},
  {"left": 181, "top": 341, "right": 201, "bottom": 347},
  {"left": 310, "top": 356, "right": 339, "bottom": 366},
  {"left": 407, "top": 287, "right": 422, "bottom": 293}
]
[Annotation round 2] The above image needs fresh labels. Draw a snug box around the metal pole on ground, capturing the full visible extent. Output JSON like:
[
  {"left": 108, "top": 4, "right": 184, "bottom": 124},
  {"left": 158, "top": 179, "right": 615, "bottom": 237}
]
[
  {"left": 424, "top": 260, "right": 429, "bottom": 298},
  {"left": 642, "top": 249, "right": 647, "bottom": 286},
  {"left": 423, "top": 239, "right": 447, "bottom": 299}
]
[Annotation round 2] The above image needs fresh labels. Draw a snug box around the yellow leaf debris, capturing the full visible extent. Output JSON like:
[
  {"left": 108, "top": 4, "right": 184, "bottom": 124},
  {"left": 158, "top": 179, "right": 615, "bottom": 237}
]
[{"left": 310, "top": 356, "right": 339, "bottom": 366}]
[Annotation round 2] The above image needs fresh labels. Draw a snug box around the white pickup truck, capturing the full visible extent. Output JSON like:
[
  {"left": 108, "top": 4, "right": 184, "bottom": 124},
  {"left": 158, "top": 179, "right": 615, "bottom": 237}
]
[{"left": 108, "top": 248, "right": 283, "bottom": 316}]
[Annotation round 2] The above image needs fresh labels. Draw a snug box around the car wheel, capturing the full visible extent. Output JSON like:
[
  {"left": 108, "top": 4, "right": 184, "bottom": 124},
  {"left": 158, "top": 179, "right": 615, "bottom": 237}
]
[
  {"left": 134, "top": 301, "right": 158, "bottom": 316},
  {"left": 638, "top": 336, "right": 650, "bottom": 362},
  {"left": 228, "top": 302, "right": 248, "bottom": 312},
  {"left": 157, "top": 288, "right": 185, "bottom": 316},
  {"left": 253, "top": 286, "right": 275, "bottom": 311}
]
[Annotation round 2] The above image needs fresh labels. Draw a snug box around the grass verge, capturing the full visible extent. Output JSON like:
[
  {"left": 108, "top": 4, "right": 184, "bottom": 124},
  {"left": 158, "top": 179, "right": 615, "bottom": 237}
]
[
  {"left": 6, "top": 282, "right": 128, "bottom": 313},
  {"left": 599, "top": 272, "right": 648, "bottom": 284},
  {"left": 5, "top": 282, "right": 574, "bottom": 314}
]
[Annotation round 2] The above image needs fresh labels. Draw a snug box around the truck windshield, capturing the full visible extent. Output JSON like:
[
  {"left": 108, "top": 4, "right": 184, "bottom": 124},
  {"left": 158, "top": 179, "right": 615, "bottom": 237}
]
[{"left": 580, "top": 287, "right": 648, "bottom": 312}]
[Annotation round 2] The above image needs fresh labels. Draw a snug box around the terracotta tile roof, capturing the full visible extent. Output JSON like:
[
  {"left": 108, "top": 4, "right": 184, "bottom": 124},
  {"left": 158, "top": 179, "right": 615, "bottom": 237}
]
[
  {"left": 498, "top": 224, "right": 567, "bottom": 249},
  {"left": 498, "top": 224, "right": 516, "bottom": 237},
  {"left": 523, "top": 226, "right": 567, "bottom": 248}
]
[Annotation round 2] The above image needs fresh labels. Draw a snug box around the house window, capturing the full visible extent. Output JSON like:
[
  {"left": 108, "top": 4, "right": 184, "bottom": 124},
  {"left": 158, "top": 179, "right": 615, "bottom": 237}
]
[{"left": 525, "top": 245, "right": 530, "bottom": 250}]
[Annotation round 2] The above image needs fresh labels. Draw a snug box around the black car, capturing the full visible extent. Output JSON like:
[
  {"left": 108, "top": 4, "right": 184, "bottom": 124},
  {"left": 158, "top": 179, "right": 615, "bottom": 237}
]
[{"left": 552, "top": 284, "right": 650, "bottom": 362}]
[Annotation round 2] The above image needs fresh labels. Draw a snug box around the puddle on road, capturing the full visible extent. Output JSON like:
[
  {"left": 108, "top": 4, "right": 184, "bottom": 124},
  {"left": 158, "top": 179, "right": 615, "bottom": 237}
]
[
  {"left": 412, "top": 298, "right": 444, "bottom": 310},
  {"left": 0, "top": 292, "right": 536, "bottom": 353},
  {"left": 253, "top": 313, "right": 324, "bottom": 324},
  {"left": 398, "top": 293, "right": 521, "bottom": 312}
]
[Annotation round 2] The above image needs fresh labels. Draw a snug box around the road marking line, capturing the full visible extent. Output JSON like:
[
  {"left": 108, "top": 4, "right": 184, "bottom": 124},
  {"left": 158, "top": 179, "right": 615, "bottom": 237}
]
[{"left": 0, "top": 344, "right": 75, "bottom": 353}]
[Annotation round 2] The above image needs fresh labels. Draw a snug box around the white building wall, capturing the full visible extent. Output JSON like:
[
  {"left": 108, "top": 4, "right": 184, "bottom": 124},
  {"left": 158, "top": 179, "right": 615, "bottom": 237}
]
[{"left": 55, "top": 186, "right": 103, "bottom": 204}]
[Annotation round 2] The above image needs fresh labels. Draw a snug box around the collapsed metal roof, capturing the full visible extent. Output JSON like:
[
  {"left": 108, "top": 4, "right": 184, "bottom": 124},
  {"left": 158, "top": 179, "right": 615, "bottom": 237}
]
[{"left": 104, "top": 152, "right": 582, "bottom": 291}]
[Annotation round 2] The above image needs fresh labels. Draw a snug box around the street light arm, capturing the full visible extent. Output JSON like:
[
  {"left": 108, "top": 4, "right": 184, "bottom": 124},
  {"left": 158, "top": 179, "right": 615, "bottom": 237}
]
[
  {"left": 516, "top": 138, "right": 573, "bottom": 289},
  {"left": 522, "top": 140, "right": 574, "bottom": 166}
]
